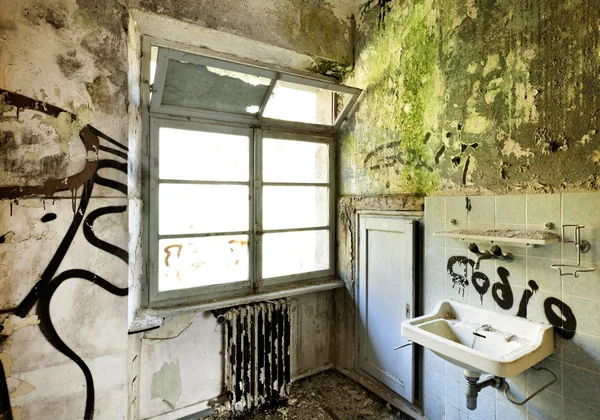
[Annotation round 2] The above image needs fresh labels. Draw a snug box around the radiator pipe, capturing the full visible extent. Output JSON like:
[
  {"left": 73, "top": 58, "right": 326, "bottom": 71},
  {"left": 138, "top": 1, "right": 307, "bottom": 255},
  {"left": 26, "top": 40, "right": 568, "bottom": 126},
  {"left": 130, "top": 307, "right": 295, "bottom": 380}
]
[{"left": 212, "top": 309, "right": 227, "bottom": 325}]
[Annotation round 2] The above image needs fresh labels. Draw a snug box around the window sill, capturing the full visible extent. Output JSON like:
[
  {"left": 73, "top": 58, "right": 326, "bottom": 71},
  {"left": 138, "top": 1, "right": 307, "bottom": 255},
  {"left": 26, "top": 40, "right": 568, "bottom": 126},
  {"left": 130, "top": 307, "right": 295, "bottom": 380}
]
[{"left": 130, "top": 278, "right": 345, "bottom": 332}]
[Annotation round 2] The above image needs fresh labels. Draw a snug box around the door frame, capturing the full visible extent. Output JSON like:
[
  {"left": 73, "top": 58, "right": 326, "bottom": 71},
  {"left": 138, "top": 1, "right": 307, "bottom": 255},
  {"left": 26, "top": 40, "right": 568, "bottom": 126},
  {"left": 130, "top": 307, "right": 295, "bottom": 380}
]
[{"left": 353, "top": 210, "right": 422, "bottom": 402}]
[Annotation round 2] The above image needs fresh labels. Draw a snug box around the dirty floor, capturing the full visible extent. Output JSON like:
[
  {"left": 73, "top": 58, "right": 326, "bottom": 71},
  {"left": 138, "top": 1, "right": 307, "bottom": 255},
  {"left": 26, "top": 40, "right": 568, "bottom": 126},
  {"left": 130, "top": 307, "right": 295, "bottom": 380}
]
[{"left": 210, "top": 370, "right": 406, "bottom": 419}]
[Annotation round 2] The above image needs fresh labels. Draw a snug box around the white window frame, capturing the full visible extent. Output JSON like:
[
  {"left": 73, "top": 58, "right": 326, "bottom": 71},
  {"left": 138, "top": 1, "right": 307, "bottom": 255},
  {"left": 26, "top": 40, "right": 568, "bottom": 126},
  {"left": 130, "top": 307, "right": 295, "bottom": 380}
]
[
  {"left": 141, "top": 38, "right": 359, "bottom": 308},
  {"left": 150, "top": 47, "right": 361, "bottom": 134}
]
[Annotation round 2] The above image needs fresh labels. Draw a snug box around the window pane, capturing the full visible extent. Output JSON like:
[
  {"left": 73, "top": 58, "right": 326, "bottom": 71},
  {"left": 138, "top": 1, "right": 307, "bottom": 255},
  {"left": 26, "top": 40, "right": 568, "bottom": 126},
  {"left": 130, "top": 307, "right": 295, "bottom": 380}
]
[
  {"left": 158, "top": 235, "right": 249, "bottom": 291},
  {"left": 262, "top": 230, "right": 329, "bottom": 278},
  {"left": 159, "top": 127, "right": 249, "bottom": 181},
  {"left": 162, "top": 59, "right": 271, "bottom": 114},
  {"left": 263, "top": 81, "right": 333, "bottom": 125},
  {"left": 150, "top": 46, "right": 158, "bottom": 99},
  {"left": 159, "top": 184, "right": 249, "bottom": 235},
  {"left": 263, "top": 138, "right": 329, "bottom": 183},
  {"left": 263, "top": 186, "right": 328, "bottom": 230}
]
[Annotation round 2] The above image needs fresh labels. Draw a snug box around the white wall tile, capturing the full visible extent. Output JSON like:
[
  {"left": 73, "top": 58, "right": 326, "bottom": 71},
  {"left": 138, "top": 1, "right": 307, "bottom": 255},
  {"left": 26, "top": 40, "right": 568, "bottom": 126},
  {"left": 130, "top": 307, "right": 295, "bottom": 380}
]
[
  {"left": 424, "top": 393, "right": 445, "bottom": 420},
  {"left": 421, "top": 192, "right": 600, "bottom": 418},
  {"left": 562, "top": 193, "right": 600, "bottom": 228},
  {"left": 497, "top": 195, "right": 525, "bottom": 225},
  {"left": 563, "top": 365, "right": 600, "bottom": 410},
  {"left": 426, "top": 196, "right": 446, "bottom": 222},
  {"left": 468, "top": 196, "right": 495, "bottom": 225}
]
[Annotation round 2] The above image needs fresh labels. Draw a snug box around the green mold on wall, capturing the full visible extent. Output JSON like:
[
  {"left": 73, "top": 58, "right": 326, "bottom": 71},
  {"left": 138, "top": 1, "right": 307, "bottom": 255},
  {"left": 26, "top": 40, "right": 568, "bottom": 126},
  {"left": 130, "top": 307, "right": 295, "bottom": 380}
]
[
  {"left": 341, "top": 0, "right": 443, "bottom": 196},
  {"left": 341, "top": 0, "right": 600, "bottom": 196}
]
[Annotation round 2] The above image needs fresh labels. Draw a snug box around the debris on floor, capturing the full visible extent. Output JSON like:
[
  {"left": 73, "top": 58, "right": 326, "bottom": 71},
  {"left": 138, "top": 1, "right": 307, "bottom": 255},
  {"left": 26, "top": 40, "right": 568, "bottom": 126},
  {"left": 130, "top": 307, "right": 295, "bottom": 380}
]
[{"left": 210, "top": 370, "right": 405, "bottom": 419}]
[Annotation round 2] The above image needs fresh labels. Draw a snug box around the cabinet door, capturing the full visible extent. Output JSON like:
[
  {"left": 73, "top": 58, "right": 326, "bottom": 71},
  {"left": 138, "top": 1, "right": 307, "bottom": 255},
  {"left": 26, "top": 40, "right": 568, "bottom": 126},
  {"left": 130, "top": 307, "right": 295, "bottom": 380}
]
[{"left": 357, "top": 215, "right": 415, "bottom": 402}]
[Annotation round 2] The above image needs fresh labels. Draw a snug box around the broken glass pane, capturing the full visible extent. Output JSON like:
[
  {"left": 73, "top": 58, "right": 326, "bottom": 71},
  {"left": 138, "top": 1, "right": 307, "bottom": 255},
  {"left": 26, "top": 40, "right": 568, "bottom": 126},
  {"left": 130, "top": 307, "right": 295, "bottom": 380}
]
[
  {"left": 263, "top": 80, "right": 333, "bottom": 125},
  {"left": 334, "top": 92, "right": 353, "bottom": 121},
  {"left": 262, "top": 230, "right": 329, "bottom": 278},
  {"left": 263, "top": 138, "right": 328, "bottom": 183},
  {"left": 159, "top": 184, "right": 249, "bottom": 235},
  {"left": 150, "top": 45, "right": 158, "bottom": 87},
  {"left": 159, "top": 127, "right": 249, "bottom": 181},
  {"left": 162, "top": 59, "right": 271, "bottom": 114},
  {"left": 158, "top": 235, "right": 249, "bottom": 291},
  {"left": 263, "top": 186, "right": 328, "bottom": 230}
]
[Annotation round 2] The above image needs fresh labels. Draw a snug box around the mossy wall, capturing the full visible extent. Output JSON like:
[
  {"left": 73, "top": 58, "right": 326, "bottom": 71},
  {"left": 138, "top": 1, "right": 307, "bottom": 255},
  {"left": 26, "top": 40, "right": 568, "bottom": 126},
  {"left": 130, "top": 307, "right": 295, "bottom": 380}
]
[{"left": 340, "top": 0, "right": 600, "bottom": 196}]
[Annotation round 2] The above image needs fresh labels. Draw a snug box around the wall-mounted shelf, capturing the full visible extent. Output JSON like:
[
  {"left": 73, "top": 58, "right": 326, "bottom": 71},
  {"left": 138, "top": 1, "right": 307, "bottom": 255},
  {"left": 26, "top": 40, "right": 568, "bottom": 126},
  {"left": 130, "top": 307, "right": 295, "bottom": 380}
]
[{"left": 433, "top": 229, "right": 560, "bottom": 248}]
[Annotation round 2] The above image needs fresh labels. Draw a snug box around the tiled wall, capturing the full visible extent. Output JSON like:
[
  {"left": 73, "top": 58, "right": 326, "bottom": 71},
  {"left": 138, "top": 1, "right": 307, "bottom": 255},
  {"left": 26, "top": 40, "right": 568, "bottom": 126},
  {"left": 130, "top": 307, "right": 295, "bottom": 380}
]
[{"left": 422, "top": 193, "right": 600, "bottom": 420}]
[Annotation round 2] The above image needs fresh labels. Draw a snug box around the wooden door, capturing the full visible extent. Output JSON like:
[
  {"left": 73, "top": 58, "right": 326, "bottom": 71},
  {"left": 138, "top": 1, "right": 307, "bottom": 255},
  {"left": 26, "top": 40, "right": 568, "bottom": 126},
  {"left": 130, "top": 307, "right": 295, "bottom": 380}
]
[{"left": 357, "top": 214, "right": 415, "bottom": 402}]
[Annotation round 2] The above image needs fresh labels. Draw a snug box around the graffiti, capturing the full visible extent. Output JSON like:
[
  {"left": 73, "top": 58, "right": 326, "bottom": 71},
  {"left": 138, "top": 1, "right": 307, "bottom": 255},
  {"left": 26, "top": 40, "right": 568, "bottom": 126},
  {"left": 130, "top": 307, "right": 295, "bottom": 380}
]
[
  {"left": 447, "top": 256, "right": 471, "bottom": 297},
  {"left": 40, "top": 213, "right": 57, "bottom": 223},
  {"left": 363, "top": 141, "right": 403, "bottom": 171},
  {"left": 446, "top": 256, "right": 577, "bottom": 339},
  {"left": 363, "top": 141, "right": 433, "bottom": 173},
  {"left": 516, "top": 280, "right": 539, "bottom": 318},
  {"left": 434, "top": 145, "right": 445, "bottom": 164},
  {"left": 164, "top": 244, "right": 182, "bottom": 267},
  {"left": 0, "top": 358, "right": 10, "bottom": 420},
  {"left": 359, "top": 0, "right": 393, "bottom": 30},
  {"left": 0, "top": 90, "right": 128, "bottom": 419},
  {"left": 492, "top": 267, "right": 514, "bottom": 310},
  {"left": 0, "top": 232, "right": 12, "bottom": 244},
  {"left": 461, "top": 155, "right": 471, "bottom": 185},
  {"left": 544, "top": 297, "right": 577, "bottom": 340},
  {"left": 471, "top": 271, "right": 490, "bottom": 304}
]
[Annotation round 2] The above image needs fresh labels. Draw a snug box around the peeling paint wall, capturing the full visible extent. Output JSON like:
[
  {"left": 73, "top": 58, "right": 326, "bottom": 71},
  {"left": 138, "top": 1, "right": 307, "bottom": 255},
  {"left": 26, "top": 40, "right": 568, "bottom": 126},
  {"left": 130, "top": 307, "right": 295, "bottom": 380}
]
[
  {"left": 139, "top": 293, "right": 335, "bottom": 419},
  {"left": 129, "top": 0, "right": 354, "bottom": 67},
  {"left": 0, "top": 0, "right": 130, "bottom": 418},
  {"left": 337, "top": 1, "right": 600, "bottom": 417},
  {"left": 1, "top": 0, "right": 354, "bottom": 418},
  {"left": 340, "top": 0, "right": 600, "bottom": 195}
]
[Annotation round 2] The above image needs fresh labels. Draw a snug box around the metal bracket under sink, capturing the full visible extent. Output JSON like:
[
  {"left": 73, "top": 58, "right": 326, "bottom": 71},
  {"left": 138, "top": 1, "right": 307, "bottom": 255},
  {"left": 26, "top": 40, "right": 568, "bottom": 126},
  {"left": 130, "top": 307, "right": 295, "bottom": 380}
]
[{"left": 503, "top": 366, "right": 558, "bottom": 406}]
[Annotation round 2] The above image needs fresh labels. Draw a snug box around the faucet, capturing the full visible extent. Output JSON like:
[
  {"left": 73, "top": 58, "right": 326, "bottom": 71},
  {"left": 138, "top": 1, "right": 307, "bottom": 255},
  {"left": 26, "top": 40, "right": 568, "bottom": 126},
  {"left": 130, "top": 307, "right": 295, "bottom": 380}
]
[
  {"left": 473, "top": 323, "right": 491, "bottom": 338},
  {"left": 468, "top": 243, "right": 513, "bottom": 269}
]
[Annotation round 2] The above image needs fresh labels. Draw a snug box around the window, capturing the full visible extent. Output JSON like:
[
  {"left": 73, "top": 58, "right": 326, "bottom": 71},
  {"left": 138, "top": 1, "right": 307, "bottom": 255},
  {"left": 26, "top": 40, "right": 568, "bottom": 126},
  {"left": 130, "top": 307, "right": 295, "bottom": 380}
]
[{"left": 143, "top": 44, "right": 361, "bottom": 305}]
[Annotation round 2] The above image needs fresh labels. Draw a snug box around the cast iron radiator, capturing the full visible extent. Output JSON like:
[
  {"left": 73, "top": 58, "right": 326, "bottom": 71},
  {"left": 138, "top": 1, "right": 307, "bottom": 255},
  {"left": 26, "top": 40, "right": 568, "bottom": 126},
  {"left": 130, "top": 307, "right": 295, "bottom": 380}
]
[{"left": 224, "top": 299, "right": 291, "bottom": 413}]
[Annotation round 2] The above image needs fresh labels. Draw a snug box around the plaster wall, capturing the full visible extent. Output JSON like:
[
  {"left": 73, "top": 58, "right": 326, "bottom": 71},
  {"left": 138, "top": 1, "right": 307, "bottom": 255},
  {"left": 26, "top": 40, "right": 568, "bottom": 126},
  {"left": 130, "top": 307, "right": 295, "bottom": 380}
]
[
  {"left": 0, "top": 0, "right": 354, "bottom": 418},
  {"left": 340, "top": 0, "right": 600, "bottom": 196},
  {"left": 0, "top": 1, "right": 130, "bottom": 418},
  {"left": 129, "top": 0, "right": 355, "bottom": 67},
  {"left": 138, "top": 291, "right": 334, "bottom": 419}
]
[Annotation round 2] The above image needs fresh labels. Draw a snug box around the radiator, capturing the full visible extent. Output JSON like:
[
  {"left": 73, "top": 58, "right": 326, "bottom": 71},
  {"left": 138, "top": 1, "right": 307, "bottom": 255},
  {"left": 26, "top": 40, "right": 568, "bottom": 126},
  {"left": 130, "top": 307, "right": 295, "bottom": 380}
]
[{"left": 224, "top": 299, "right": 291, "bottom": 413}]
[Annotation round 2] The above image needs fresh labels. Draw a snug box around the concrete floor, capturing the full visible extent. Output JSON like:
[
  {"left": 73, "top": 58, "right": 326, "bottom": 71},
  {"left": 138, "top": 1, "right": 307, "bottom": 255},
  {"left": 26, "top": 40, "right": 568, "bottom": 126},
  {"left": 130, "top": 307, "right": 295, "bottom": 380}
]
[{"left": 210, "top": 370, "right": 405, "bottom": 419}]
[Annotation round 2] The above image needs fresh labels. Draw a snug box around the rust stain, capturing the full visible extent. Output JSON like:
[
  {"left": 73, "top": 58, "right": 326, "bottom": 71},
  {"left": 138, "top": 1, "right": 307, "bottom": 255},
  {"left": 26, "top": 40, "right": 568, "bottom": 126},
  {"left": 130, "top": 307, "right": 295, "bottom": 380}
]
[
  {"left": 228, "top": 239, "right": 248, "bottom": 253},
  {"left": 163, "top": 244, "right": 182, "bottom": 267}
]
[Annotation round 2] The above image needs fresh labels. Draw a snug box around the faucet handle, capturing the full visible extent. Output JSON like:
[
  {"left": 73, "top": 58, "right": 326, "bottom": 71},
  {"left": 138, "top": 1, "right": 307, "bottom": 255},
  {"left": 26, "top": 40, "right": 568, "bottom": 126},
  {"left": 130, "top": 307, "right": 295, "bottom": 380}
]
[
  {"left": 491, "top": 245, "right": 502, "bottom": 256},
  {"left": 468, "top": 243, "right": 480, "bottom": 254}
]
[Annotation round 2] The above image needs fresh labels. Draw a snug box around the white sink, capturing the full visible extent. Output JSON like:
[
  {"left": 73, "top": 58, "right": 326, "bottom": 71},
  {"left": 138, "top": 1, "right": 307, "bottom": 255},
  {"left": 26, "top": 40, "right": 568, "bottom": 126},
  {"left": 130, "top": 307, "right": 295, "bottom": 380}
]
[{"left": 401, "top": 300, "right": 554, "bottom": 378}]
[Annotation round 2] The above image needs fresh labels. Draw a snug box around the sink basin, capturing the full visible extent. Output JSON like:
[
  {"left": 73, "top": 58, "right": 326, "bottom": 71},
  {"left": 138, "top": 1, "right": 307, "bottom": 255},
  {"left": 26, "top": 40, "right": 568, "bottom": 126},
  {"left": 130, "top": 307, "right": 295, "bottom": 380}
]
[{"left": 401, "top": 300, "right": 554, "bottom": 378}]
